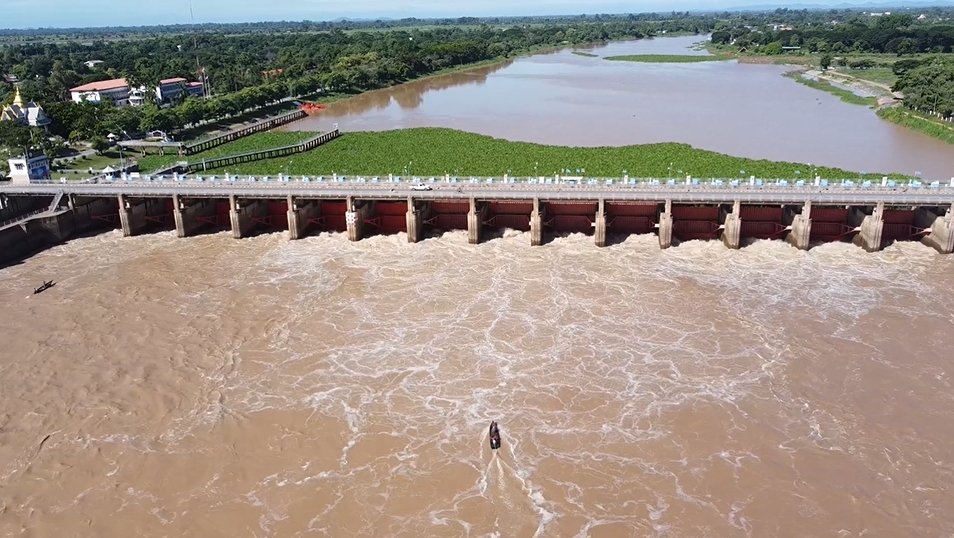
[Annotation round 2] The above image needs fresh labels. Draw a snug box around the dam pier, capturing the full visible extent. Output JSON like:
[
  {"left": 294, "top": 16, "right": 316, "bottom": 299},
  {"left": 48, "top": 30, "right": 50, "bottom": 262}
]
[{"left": 2, "top": 175, "right": 954, "bottom": 263}]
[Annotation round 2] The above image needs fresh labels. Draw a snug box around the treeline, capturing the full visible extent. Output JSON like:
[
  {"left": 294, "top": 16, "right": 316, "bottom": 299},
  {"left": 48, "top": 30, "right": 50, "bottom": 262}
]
[
  {"left": 712, "top": 10, "right": 954, "bottom": 55},
  {"left": 0, "top": 12, "right": 702, "bottom": 39},
  {"left": 893, "top": 57, "right": 954, "bottom": 117},
  {"left": 1, "top": 17, "right": 713, "bottom": 105}
]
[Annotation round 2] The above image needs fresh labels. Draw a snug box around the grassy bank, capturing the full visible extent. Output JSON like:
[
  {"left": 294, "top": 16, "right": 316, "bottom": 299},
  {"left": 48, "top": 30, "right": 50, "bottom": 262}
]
[
  {"left": 605, "top": 54, "right": 729, "bottom": 63},
  {"left": 182, "top": 128, "right": 891, "bottom": 179},
  {"left": 784, "top": 72, "right": 878, "bottom": 106},
  {"left": 877, "top": 107, "right": 954, "bottom": 145}
]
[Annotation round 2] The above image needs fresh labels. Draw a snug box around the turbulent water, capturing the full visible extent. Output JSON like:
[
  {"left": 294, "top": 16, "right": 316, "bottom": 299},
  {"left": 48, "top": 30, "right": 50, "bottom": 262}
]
[{"left": 2, "top": 229, "right": 954, "bottom": 536}]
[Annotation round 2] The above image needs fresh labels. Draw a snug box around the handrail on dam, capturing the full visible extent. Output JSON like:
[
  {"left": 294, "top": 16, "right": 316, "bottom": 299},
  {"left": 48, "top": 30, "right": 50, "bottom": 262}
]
[
  {"left": 15, "top": 173, "right": 954, "bottom": 188},
  {"left": 3, "top": 174, "right": 954, "bottom": 206}
]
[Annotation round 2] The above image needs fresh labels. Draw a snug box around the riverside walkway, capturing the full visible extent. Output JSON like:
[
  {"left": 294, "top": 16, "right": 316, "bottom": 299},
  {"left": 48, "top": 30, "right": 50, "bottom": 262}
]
[{"left": 2, "top": 175, "right": 953, "bottom": 257}]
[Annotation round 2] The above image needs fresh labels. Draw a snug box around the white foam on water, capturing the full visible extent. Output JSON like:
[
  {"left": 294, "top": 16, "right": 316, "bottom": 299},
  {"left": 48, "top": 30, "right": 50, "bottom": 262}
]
[{"left": 6, "top": 228, "right": 954, "bottom": 535}]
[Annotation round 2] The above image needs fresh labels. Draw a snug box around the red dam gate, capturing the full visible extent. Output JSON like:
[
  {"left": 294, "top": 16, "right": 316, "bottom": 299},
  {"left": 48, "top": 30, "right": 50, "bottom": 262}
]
[
  {"left": 810, "top": 207, "right": 852, "bottom": 242},
  {"left": 672, "top": 205, "right": 720, "bottom": 241},
  {"left": 607, "top": 202, "right": 657, "bottom": 234},
  {"left": 548, "top": 202, "right": 596, "bottom": 234},
  {"left": 882, "top": 209, "right": 918, "bottom": 242},
  {"left": 485, "top": 201, "right": 532, "bottom": 231},
  {"left": 739, "top": 205, "right": 785, "bottom": 239},
  {"left": 426, "top": 201, "right": 469, "bottom": 231},
  {"left": 367, "top": 201, "right": 407, "bottom": 235}
]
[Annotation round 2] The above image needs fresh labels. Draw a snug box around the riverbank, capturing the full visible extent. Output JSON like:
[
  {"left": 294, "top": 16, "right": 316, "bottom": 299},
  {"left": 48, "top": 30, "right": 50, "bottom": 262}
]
[
  {"left": 877, "top": 107, "right": 954, "bottom": 145},
  {"left": 172, "top": 41, "right": 609, "bottom": 144},
  {"left": 150, "top": 127, "right": 896, "bottom": 179},
  {"left": 784, "top": 71, "right": 879, "bottom": 107}
]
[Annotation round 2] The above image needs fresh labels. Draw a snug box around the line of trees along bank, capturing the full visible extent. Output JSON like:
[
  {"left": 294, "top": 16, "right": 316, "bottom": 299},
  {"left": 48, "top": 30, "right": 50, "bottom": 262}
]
[
  {"left": 710, "top": 9, "right": 954, "bottom": 55},
  {"left": 1, "top": 17, "right": 715, "bottom": 139}
]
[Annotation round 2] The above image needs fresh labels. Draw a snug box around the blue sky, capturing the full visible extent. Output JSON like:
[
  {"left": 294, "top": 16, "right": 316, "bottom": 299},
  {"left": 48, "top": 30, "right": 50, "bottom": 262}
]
[{"left": 4, "top": 0, "right": 931, "bottom": 29}]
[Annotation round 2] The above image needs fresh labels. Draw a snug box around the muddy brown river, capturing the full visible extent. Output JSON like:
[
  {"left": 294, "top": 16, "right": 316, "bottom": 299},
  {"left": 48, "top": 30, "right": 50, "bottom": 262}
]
[
  {"left": 4, "top": 35, "right": 954, "bottom": 538},
  {"left": 286, "top": 35, "right": 954, "bottom": 180},
  {"left": 2, "top": 229, "right": 954, "bottom": 536}
]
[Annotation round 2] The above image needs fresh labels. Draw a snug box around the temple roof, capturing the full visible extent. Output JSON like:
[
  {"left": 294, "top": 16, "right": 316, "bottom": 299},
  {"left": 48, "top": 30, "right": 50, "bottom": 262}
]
[{"left": 2, "top": 87, "right": 51, "bottom": 127}]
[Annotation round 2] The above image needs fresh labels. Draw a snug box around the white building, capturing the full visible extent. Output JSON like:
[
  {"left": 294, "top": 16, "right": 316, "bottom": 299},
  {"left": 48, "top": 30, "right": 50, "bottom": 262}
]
[
  {"left": 155, "top": 77, "right": 205, "bottom": 103},
  {"left": 7, "top": 154, "right": 50, "bottom": 185},
  {"left": 69, "top": 78, "right": 146, "bottom": 107},
  {"left": 1, "top": 86, "right": 52, "bottom": 129}
]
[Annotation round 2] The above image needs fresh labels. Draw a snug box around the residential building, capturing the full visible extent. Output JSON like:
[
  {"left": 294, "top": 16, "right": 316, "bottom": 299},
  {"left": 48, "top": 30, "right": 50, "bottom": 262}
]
[
  {"left": 84, "top": 60, "right": 105, "bottom": 69},
  {"left": 1, "top": 86, "right": 52, "bottom": 129},
  {"left": 128, "top": 86, "right": 147, "bottom": 107},
  {"left": 69, "top": 78, "right": 146, "bottom": 107},
  {"left": 155, "top": 77, "right": 205, "bottom": 103},
  {"left": 7, "top": 154, "right": 50, "bottom": 185}
]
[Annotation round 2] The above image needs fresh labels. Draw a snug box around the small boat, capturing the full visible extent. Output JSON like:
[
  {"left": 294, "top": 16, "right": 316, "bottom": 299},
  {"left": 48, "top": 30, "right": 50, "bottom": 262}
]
[
  {"left": 489, "top": 421, "right": 501, "bottom": 450},
  {"left": 33, "top": 280, "right": 55, "bottom": 294},
  {"left": 299, "top": 102, "right": 327, "bottom": 115}
]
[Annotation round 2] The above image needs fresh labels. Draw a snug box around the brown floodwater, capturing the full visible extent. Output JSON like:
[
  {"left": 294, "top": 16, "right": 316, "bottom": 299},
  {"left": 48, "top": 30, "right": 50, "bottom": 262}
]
[
  {"left": 2, "top": 229, "right": 954, "bottom": 536},
  {"left": 285, "top": 35, "right": 954, "bottom": 180}
]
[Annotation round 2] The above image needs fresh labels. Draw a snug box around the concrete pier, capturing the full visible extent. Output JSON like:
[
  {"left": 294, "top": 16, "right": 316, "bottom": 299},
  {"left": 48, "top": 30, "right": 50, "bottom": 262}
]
[
  {"left": 406, "top": 196, "right": 424, "bottom": 243},
  {"left": 594, "top": 198, "right": 607, "bottom": 247},
  {"left": 287, "top": 196, "right": 321, "bottom": 240},
  {"left": 118, "top": 194, "right": 133, "bottom": 237},
  {"left": 855, "top": 201, "right": 885, "bottom": 252},
  {"left": 722, "top": 200, "right": 741, "bottom": 249},
  {"left": 788, "top": 201, "right": 812, "bottom": 250},
  {"left": 530, "top": 197, "right": 545, "bottom": 246},
  {"left": 346, "top": 196, "right": 370, "bottom": 242},
  {"left": 118, "top": 194, "right": 167, "bottom": 237},
  {"left": 467, "top": 198, "right": 483, "bottom": 244},
  {"left": 229, "top": 195, "right": 267, "bottom": 239},
  {"left": 173, "top": 195, "right": 216, "bottom": 238},
  {"left": 658, "top": 199, "right": 673, "bottom": 249},
  {"left": 921, "top": 204, "right": 954, "bottom": 254}
]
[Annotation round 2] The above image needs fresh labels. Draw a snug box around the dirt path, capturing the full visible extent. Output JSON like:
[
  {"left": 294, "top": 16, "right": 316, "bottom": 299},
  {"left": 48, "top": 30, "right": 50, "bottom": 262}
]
[{"left": 802, "top": 68, "right": 899, "bottom": 102}]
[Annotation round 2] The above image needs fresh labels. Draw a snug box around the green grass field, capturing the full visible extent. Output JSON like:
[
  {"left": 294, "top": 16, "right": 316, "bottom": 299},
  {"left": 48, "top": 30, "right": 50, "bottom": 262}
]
[{"left": 183, "top": 127, "right": 895, "bottom": 179}]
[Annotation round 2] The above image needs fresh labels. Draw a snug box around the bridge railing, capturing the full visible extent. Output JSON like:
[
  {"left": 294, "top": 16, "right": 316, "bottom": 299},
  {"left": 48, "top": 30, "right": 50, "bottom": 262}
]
[
  {"left": 71, "top": 173, "right": 954, "bottom": 191},
  {"left": 187, "top": 129, "right": 339, "bottom": 173}
]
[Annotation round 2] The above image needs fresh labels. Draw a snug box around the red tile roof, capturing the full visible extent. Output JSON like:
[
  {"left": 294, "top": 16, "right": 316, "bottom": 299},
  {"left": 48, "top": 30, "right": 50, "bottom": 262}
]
[
  {"left": 70, "top": 78, "right": 128, "bottom": 92},
  {"left": 159, "top": 77, "right": 188, "bottom": 85}
]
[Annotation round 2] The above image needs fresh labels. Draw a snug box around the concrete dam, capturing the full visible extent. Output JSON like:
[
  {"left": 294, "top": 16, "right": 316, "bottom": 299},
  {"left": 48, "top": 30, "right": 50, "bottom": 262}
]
[{"left": 2, "top": 176, "right": 954, "bottom": 264}]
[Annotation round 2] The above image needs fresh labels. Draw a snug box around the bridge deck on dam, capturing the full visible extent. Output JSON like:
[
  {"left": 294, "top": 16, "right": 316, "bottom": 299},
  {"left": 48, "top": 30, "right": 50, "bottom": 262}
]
[
  {"left": 4, "top": 175, "right": 954, "bottom": 205},
  {"left": 2, "top": 175, "right": 954, "bottom": 261}
]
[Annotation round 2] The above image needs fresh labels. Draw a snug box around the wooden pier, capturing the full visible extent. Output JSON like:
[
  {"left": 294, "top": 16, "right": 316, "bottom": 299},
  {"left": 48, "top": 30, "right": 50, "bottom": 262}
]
[{"left": 119, "top": 109, "right": 308, "bottom": 157}]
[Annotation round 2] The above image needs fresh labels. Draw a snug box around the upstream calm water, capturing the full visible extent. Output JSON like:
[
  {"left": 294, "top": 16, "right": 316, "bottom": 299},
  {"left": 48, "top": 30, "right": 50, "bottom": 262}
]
[
  {"left": 2, "top": 230, "right": 954, "bottom": 536},
  {"left": 286, "top": 35, "right": 954, "bottom": 180}
]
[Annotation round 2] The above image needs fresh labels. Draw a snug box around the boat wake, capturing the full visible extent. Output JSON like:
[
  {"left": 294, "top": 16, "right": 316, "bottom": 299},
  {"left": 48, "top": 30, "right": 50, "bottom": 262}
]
[{"left": 482, "top": 432, "right": 553, "bottom": 537}]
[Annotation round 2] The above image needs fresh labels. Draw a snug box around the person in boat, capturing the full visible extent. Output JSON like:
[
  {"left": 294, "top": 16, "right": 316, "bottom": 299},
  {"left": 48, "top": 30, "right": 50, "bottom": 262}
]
[
  {"left": 489, "top": 421, "right": 501, "bottom": 450},
  {"left": 33, "top": 281, "right": 55, "bottom": 294}
]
